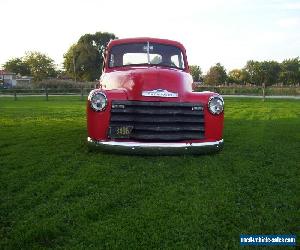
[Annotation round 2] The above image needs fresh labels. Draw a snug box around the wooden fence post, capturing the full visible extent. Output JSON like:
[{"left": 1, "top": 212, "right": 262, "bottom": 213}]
[
  {"left": 45, "top": 85, "right": 48, "bottom": 101},
  {"left": 81, "top": 86, "right": 84, "bottom": 101},
  {"left": 262, "top": 82, "right": 265, "bottom": 102},
  {"left": 14, "top": 90, "right": 17, "bottom": 101}
]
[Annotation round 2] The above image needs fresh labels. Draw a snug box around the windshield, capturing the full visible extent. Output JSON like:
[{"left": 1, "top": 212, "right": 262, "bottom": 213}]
[{"left": 108, "top": 42, "right": 185, "bottom": 69}]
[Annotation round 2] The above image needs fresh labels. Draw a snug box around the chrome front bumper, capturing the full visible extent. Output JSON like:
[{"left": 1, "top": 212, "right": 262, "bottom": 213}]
[{"left": 87, "top": 137, "right": 224, "bottom": 155}]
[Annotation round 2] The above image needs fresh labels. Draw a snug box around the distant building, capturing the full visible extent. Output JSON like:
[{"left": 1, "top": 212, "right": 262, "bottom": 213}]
[
  {"left": 16, "top": 76, "right": 34, "bottom": 86},
  {"left": 0, "top": 70, "right": 16, "bottom": 87}
]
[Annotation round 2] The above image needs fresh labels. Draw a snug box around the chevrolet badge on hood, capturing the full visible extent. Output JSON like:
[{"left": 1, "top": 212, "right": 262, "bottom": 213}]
[{"left": 142, "top": 89, "right": 178, "bottom": 98}]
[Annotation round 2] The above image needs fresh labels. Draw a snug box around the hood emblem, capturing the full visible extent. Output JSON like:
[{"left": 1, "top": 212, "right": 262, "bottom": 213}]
[{"left": 142, "top": 89, "right": 178, "bottom": 98}]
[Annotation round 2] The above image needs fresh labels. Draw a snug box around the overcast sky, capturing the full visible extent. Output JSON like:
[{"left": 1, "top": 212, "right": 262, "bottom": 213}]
[{"left": 1, "top": 0, "right": 300, "bottom": 72}]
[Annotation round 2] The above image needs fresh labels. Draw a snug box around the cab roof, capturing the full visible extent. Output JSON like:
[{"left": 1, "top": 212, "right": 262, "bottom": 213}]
[{"left": 107, "top": 37, "right": 186, "bottom": 51}]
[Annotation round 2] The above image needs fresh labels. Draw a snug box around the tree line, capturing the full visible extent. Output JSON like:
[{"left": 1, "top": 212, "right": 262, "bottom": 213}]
[
  {"left": 190, "top": 58, "right": 300, "bottom": 86},
  {"left": 2, "top": 52, "right": 57, "bottom": 81},
  {"left": 2, "top": 31, "right": 300, "bottom": 86},
  {"left": 2, "top": 32, "right": 116, "bottom": 82}
]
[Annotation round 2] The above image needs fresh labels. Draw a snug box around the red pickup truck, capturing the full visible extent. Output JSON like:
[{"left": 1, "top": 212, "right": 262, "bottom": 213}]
[{"left": 87, "top": 37, "right": 224, "bottom": 154}]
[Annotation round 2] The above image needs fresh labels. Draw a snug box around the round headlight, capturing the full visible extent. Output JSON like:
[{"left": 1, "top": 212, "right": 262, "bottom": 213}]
[
  {"left": 88, "top": 91, "right": 107, "bottom": 112},
  {"left": 208, "top": 96, "right": 224, "bottom": 115}
]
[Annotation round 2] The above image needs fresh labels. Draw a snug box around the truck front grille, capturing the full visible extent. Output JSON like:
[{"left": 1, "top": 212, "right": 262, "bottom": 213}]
[{"left": 109, "top": 100, "right": 205, "bottom": 141}]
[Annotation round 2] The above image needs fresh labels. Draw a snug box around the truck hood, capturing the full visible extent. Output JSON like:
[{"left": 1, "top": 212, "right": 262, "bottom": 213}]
[{"left": 101, "top": 67, "right": 193, "bottom": 101}]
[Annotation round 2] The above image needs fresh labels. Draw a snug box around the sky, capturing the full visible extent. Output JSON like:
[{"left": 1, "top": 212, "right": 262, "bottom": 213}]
[{"left": 1, "top": 0, "right": 300, "bottom": 72}]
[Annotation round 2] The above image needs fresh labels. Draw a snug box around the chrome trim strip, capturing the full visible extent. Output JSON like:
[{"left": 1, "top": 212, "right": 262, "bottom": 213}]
[
  {"left": 98, "top": 140, "right": 223, "bottom": 148},
  {"left": 87, "top": 137, "right": 223, "bottom": 155}
]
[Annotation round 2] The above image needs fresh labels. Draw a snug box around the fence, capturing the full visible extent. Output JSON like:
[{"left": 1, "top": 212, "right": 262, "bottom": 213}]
[
  {"left": 0, "top": 87, "right": 94, "bottom": 101},
  {"left": 194, "top": 85, "right": 300, "bottom": 96},
  {"left": 0, "top": 85, "right": 299, "bottom": 101}
]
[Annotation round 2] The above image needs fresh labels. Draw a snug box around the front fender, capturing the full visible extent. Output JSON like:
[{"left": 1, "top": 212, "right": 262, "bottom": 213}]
[
  {"left": 87, "top": 89, "right": 128, "bottom": 140},
  {"left": 184, "top": 91, "right": 224, "bottom": 141}
]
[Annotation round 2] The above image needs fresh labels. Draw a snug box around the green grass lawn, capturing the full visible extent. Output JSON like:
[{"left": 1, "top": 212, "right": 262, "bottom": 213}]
[{"left": 0, "top": 96, "right": 299, "bottom": 249}]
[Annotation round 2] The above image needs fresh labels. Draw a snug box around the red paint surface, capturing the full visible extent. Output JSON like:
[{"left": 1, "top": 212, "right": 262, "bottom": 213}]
[{"left": 87, "top": 38, "right": 224, "bottom": 142}]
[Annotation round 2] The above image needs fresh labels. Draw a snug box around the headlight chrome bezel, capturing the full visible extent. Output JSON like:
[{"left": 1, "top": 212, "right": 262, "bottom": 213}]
[
  {"left": 208, "top": 95, "right": 224, "bottom": 115},
  {"left": 88, "top": 90, "right": 108, "bottom": 112}
]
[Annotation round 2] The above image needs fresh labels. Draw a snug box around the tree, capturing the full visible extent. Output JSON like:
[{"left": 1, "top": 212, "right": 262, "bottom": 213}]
[
  {"left": 226, "top": 69, "right": 250, "bottom": 85},
  {"left": 243, "top": 60, "right": 281, "bottom": 86},
  {"left": 189, "top": 65, "right": 202, "bottom": 82},
  {"left": 279, "top": 57, "right": 300, "bottom": 85},
  {"left": 240, "top": 69, "right": 250, "bottom": 84},
  {"left": 228, "top": 69, "right": 243, "bottom": 84},
  {"left": 23, "top": 52, "right": 57, "bottom": 81},
  {"left": 63, "top": 32, "right": 117, "bottom": 81},
  {"left": 243, "top": 60, "right": 263, "bottom": 85},
  {"left": 3, "top": 52, "right": 57, "bottom": 81},
  {"left": 260, "top": 61, "right": 281, "bottom": 86},
  {"left": 204, "top": 63, "right": 227, "bottom": 85},
  {"left": 3, "top": 57, "right": 30, "bottom": 76},
  {"left": 64, "top": 43, "right": 99, "bottom": 82}
]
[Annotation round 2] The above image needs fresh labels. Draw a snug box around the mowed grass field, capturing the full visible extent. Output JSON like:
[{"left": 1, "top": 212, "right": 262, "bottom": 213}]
[{"left": 0, "top": 96, "right": 299, "bottom": 249}]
